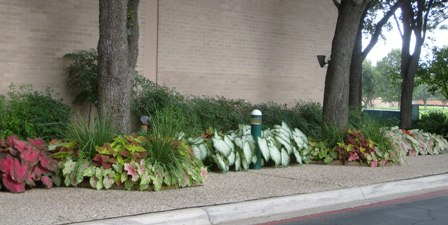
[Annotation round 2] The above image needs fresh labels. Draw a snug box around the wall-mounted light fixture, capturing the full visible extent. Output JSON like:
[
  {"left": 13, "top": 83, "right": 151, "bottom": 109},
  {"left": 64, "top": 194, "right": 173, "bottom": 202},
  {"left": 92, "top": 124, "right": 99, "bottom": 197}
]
[{"left": 317, "top": 55, "right": 330, "bottom": 68}]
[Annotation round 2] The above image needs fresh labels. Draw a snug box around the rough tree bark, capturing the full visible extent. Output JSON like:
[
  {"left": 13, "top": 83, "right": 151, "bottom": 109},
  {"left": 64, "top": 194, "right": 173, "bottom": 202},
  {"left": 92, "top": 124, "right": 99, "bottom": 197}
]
[
  {"left": 98, "top": 0, "right": 140, "bottom": 133},
  {"left": 323, "top": 0, "right": 370, "bottom": 131},
  {"left": 399, "top": 0, "right": 427, "bottom": 129}
]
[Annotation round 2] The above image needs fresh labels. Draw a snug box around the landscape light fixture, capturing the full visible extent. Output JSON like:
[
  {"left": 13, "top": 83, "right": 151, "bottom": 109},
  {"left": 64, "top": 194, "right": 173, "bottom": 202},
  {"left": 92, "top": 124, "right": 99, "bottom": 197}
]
[{"left": 317, "top": 55, "right": 330, "bottom": 68}]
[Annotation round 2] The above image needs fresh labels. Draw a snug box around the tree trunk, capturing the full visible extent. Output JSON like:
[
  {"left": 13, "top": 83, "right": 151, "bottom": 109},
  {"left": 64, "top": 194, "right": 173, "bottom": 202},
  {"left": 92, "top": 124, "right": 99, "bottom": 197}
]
[
  {"left": 323, "top": 0, "right": 369, "bottom": 131},
  {"left": 398, "top": 1, "right": 425, "bottom": 129},
  {"left": 98, "top": 0, "right": 136, "bottom": 133},
  {"left": 349, "top": 27, "right": 363, "bottom": 111}
]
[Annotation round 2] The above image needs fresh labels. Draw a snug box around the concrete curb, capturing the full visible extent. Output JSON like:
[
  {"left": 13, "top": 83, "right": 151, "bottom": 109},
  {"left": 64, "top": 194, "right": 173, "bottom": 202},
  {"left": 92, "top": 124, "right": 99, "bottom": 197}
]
[{"left": 75, "top": 174, "right": 448, "bottom": 225}]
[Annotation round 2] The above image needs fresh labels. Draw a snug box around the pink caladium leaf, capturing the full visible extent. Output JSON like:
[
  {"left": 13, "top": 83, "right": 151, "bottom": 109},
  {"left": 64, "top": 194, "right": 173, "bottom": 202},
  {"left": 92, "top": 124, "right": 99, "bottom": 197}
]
[
  {"left": 348, "top": 152, "right": 359, "bottom": 161},
  {"left": 0, "top": 154, "right": 14, "bottom": 174},
  {"left": 20, "top": 148, "right": 41, "bottom": 166},
  {"left": 124, "top": 163, "right": 139, "bottom": 182},
  {"left": 41, "top": 175, "right": 53, "bottom": 189},
  {"left": 370, "top": 160, "right": 378, "bottom": 168},
  {"left": 28, "top": 138, "right": 46, "bottom": 151},
  {"left": 2, "top": 174, "right": 25, "bottom": 193},
  {"left": 26, "top": 172, "right": 36, "bottom": 187},
  {"left": 39, "top": 153, "right": 57, "bottom": 172},
  {"left": 12, "top": 158, "right": 29, "bottom": 183},
  {"left": 33, "top": 166, "right": 43, "bottom": 180},
  {"left": 11, "top": 137, "right": 29, "bottom": 153}
]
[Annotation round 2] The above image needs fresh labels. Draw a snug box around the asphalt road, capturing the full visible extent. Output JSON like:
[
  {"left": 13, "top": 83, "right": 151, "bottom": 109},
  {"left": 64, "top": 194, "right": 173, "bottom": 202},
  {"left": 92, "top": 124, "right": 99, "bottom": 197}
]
[{"left": 265, "top": 189, "right": 448, "bottom": 225}]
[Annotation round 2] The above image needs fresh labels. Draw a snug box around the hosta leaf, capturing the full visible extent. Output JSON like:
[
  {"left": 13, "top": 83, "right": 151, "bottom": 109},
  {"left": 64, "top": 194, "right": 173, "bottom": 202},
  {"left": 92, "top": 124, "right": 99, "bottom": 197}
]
[
  {"left": 243, "top": 141, "right": 253, "bottom": 165},
  {"left": 228, "top": 151, "right": 236, "bottom": 166},
  {"left": 281, "top": 148, "right": 290, "bottom": 166},
  {"left": 213, "top": 138, "right": 231, "bottom": 157},
  {"left": 258, "top": 138, "right": 270, "bottom": 161},
  {"left": 269, "top": 142, "right": 281, "bottom": 166}
]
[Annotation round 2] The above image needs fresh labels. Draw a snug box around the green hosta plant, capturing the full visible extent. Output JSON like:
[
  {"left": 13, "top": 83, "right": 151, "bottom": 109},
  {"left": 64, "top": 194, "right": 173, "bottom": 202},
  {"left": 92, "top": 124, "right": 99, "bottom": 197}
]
[
  {"left": 385, "top": 127, "right": 448, "bottom": 157},
  {"left": 0, "top": 135, "right": 60, "bottom": 193}
]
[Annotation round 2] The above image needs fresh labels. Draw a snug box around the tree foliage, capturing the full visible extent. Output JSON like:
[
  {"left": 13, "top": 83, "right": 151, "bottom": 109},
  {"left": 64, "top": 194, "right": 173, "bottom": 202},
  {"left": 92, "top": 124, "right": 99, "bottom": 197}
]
[{"left": 419, "top": 46, "right": 448, "bottom": 99}]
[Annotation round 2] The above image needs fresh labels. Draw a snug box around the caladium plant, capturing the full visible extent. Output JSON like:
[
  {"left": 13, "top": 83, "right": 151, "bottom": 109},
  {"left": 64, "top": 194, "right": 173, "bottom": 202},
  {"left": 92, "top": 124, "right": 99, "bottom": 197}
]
[
  {"left": 385, "top": 127, "right": 448, "bottom": 157},
  {"left": 0, "top": 135, "right": 60, "bottom": 193},
  {"left": 189, "top": 122, "right": 310, "bottom": 172}
]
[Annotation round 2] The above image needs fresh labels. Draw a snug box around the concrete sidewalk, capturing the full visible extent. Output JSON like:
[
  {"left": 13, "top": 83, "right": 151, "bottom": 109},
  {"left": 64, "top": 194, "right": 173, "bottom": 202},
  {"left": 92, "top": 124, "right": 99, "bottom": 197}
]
[{"left": 1, "top": 154, "right": 448, "bottom": 225}]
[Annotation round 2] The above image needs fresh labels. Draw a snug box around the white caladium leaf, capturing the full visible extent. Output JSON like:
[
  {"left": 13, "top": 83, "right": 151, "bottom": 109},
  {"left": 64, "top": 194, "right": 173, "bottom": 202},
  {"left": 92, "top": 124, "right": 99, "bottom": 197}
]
[
  {"left": 192, "top": 145, "right": 203, "bottom": 160},
  {"left": 281, "top": 148, "right": 290, "bottom": 166},
  {"left": 213, "top": 154, "right": 228, "bottom": 172},
  {"left": 281, "top": 122, "right": 293, "bottom": 137},
  {"left": 188, "top": 137, "right": 204, "bottom": 145},
  {"left": 213, "top": 138, "right": 231, "bottom": 157},
  {"left": 234, "top": 137, "right": 243, "bottom": 149},
  {"left": 276, "top": 135, "right": 292, "bottom": 154},
  {"left": 224, "top": 135, "right": 235, "bottom": 151},
  {"left": 269, "top": 141, "right": 281, "bottom": 166},
  {"left": 235, "top": 153, "right": 241, "bottom": 171},
  {"left": 241, "top": 152, "right": 249, "bottom": 170},
  {"left": 293, "top": 147, "right": 303, "bottom": 164},
  {"left": 258, "top": 137, "right": 270, "bottom": 161},
  {"left": 228, "top": 151, "right": 236, "bottom": 166},
  {"left": 199, "top": 144, "right": 209, "bottom": 159},
  {"left": 243, "top": 141, "right": 253, "bottom": 164}
]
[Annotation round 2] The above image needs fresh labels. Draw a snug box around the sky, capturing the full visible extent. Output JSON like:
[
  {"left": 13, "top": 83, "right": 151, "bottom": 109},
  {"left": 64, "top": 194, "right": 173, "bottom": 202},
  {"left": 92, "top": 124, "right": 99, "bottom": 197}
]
[{"left": 365, "top": 21, "right": 448, "bottom": 65}]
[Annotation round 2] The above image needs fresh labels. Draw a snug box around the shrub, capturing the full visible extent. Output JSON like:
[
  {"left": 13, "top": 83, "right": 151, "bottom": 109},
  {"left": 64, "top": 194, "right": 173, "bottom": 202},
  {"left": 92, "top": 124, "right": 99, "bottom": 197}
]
[
  {"left": 0, "top": 135, "right": 60, "bottom": 193},
  {"left": 1, "top": 85, "right": 71, "bottom": 141},
  {"left": 187, "top": 97, "right": 251, "bottom": 132},
  {"left": 418, "top": 111, "right": 448, "bottom": 137}
]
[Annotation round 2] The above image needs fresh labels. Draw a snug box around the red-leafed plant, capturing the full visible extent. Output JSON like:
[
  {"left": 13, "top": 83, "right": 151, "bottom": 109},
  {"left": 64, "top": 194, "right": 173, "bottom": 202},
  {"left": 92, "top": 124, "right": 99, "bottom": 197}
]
[
  {"left": 335, "top": 129, "right": 380, "bottom": 167},
  {"left": 0, "top": 135, "right": 60, "bottom": 193}
]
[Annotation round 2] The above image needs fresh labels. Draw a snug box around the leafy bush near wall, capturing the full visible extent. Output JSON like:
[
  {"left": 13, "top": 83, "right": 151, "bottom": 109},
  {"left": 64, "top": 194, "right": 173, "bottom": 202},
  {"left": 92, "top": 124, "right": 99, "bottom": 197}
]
[
  {"left": 418, "top": 111, "right": 448, "bottom": 138},
  {"left": 0, "top": 85, "right": 71, "bottom": 141}
]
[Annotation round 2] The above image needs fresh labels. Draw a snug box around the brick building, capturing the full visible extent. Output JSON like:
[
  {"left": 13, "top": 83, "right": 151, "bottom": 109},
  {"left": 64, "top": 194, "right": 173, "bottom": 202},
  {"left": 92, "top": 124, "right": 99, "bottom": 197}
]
[{"left": 0, "top": 0, "right": 337, "bottom": 107}]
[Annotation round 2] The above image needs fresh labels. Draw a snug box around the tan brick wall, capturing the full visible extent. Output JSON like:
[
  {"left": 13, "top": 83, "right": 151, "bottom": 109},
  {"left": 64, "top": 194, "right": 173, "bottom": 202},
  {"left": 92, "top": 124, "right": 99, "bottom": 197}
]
[
  {"left": 0, "top": 0, "right": 151, "bottom": 107},
  {"left": 157, "top": 0, "right": 337, "bottom": 105}
]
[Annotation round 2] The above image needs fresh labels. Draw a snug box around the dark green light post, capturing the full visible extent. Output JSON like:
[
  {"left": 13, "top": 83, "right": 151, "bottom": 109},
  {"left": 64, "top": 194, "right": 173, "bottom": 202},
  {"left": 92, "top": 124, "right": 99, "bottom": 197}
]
[{"left": 251, "top": 109, "right": 262, "bottom": 169}]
